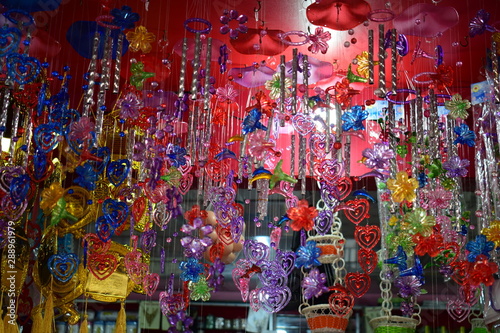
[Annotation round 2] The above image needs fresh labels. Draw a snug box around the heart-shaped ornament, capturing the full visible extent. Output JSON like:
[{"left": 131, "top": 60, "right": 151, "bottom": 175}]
[
  {"left": 9, "top": 174, "right": 31, "bottom": 206},
  {"left": 0, "top": 166, "right": 24, "bottom": 193},
  {"left": 249, "top": 288, "right": 261, "bottom": 312},
  {"left": 34, "top": 123, "right": 61, "bottom": 153},
  {"left": 159, "top": 291, "right": 185, "bottom": 316},
  {"left": 87, "top": 253, "right": 118, "bottom": 280},
  {"left": 314, "top": 209, "right": 334, "bottom": 235},
  {"left": 88, "top": 147, "right": 111, "bottom": 175},
  {"left": 314, "top": 159, "right": 344, "bottom": 185},
  {"left": 336, "top": 177, "right": 352, "bottom": 200},
  {"left": 143, "top": 273, "right": 160, "bottom": 297},
  {"left": 292, "top": 113, "right": 315, "bottom": 136},
  {"left": 319, "top": 182, "right": 340, "bottom": 209},
  {"left": 125, "top": 261, "right": 149, "bottom": 285},
  {"left": 132, "top": 196, "right": 146, "bottom": 222},
  {"left": 439, "top": 241, "right": 460, "bottom": 264},
  {"left": 259, "top": 286, "right": 291, "bottom": 313},
  {"left": 0, "top": 26, "right": 21, "bottom": 57},
  {"left": 447, "top": 299, "right": 470, "bottom": 322},
  {"left": 451, "top": 261, "right": 470, "bottom": 286},
  {"left": 102, "top": 198, "right": 129, "bottom": 228},
  {"left": 345, "top": 272, "right": 370, "bottom": 298},
  {"left": 178, "top": 174, "right": 193, "bottom": 195},
  {"left": 358, "top": 249, "right": 378, "bottom": 274},
  {"left": 275, "top": 250, "right": 296, "bottom": 276},
  {"left": 354, "top": 225, "right": 381, "bottom": 250},
  {"left": 231, "top": 216, "right": 244, "bottom": 243},
  {"left": 217, "top": 225, "right": 234, "bottom": 246},
  {"left": 7, "top": 53, "right": 41, "bottom": 85},
  {"left": 107, "top": 159, "right": 131, "bottom": 187},
  {"left": 152, "top": 204, "right": 171, "bottom": 230},
  {"left": 1, "top": 194, "right": 27, "bottom": 220},
  {"left": 205, "top": 160, "right": 229, "bottom": 183},
  {"left": 309, "top": 133, "right": 336, "bottom": 159},
  {"left": 178, "top": 155, "right": 192, "bottom": 175},
  {"left": 48, "top": 253, "right": 79, "bottom": 283},
  {"left": 343, "top": 199, "right": 370, "bottom": 224},
  {"left": 243, "top": 239, "right": 270, "bottom": 264},
  {"left": 328, "top": 285, "right": 354, "bottom": 317},
  {"left": 82, "top": 233, "right": 111, "bottom": 254},
  {"left": 95, "top": 216, "right": 115, "bottom": 243}
]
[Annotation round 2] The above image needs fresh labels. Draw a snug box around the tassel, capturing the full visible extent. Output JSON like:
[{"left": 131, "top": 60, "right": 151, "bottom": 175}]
[
  {"left": 4, "top": 316, "right": 19, "bottom": 333},
  {"left": 115, "top": 302, "right": 126, "bottom": 333},
  {"left": 43, "top": 293, "right": 54, "bottom": 333},
  {"left": 0, "top": 309, "right": 4, "bottom": 333},
  {"left": 79, "top": 316, "right": 88, "bottom": 333},
  {"left": 31, "top": 309, "right": 43, "bottom": 333}
]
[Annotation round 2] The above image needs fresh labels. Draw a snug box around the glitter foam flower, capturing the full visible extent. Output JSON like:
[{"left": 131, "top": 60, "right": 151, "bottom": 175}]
[
  {"left": 445, "top": 94, "right": 471, "bottom": 120},
  {"left": 453, "top": 123, "right": 476, "bottom": 147},
  {"left": 355, "top": 51, "right": 370, "bottom": 78},
  {"left": 394, "top": 276, "right": 422, "bottom": 298},
  {"left": 442, "top": 156, "right": 470, "bottom": 178},
  {"left": 295, "top": 240, "right": 322, "bottom": 269},
  {"left": 188, "top": 276, "right": 213, "bottom": 301},
  {"left": 265, "top": 73, "right": 292, "bottom": 100},
  {"left": 216, "top": 83, "right": 239, "bottom": 103},
  {"left": 386, "top": 171, "right": 419, "bottom": 203},
  {"left": 402, "top": 207, "right": 436, "bottom": 237},
  {"left": 287, "top": 199, "right": 318, "bottom": 231},
  {"left": 118, "top": 92, "right": 142, "bottom": 120},
  {"left": 341, "top": 105, "right": 368, "bottom": 131},
  {"left": 426, "top": 186, "right": 452, "bottom": 210},
  {"left": 482, "top": 220, "right": 500, "bottom": 248},
  {"left": 179, "top": 258, "right": 204, "bottom": 283},
  {"left": 126, "top": 25, "right": 156, "bottom": 53},
  {"left": 302, "top": 268, "right": 329, "bottom": 299},
  {"left": 307, "top": 27, "right": 331, "bottom": 54},
  {"left": 362, "top": 143, "right": 395, "bottom": 170}
]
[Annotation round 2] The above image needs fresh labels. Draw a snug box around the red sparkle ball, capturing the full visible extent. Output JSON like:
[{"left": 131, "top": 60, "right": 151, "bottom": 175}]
[
  {"left": 333, "top": 141, "right": 342, "bottom": 150},
  {"left": 351, "top": 38, "right": 357, "bottom": 44}
]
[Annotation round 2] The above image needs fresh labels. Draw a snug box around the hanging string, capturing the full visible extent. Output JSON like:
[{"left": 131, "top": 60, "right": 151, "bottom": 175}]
[
  {"left": 83, "top": 31, "right": 100, "bottom": 117},
  {"left": 113, "top": 32, "right": 124, "bottom": 94}
]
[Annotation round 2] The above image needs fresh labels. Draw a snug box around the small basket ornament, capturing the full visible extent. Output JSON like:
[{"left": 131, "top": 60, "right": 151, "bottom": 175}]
[
  {"left": 300, "top": 285, "right": 353, "bottom": 333},
  {"left": 369, "top": 315, "right": 419, "bottom": 333},
  {"left": 307, "top": 234, "right": 344, "bottom": 264}
]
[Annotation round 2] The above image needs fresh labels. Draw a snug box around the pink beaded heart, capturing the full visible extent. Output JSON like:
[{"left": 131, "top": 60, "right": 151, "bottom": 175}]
[
  {"left": 143, "top": 273, "right": 160, "bottom": 297},
  {"left": 292, "top": 113, "right": 315, "bottom": 136}
]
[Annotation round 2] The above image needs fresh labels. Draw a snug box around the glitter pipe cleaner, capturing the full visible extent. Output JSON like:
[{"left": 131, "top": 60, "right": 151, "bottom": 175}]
[
  {"left": 22, "top": 108, "right": 34, "bottom": 167},
  {"left": 335, "top": 99, "right": 343, "bottom": 163},
  {"left": 22, "top": 30, "right": 31, "bottom": 60},
  {"left": 302, "top": 54, "right": 309, "bottom": 114},
  {"left": 290, "top": 134, "right": 296, "bottom": 176},
  {"left": 368, "top": 29, "right": 374, "bottom": 85},
  {"left": 390, "top": 29, "right": 397, "bottom": 92},
  {"left": 203, "top": 37, "right": 213, "bottom": 110},
  {"left": 113, "top": 32, "right": 124, "bottom": 94},
  {"left": 292, "top": 48, "right": 298, "bottom": 115},
  {"left": 409, "top": 99, "right": 419, "bottom": 182},
  {"left": 100, "top": 27, "right": 113, "bottom": 91},
  {"left": 190, "top": 33, "right": 202, "bottom": 99},
  {"left": 83, "top": 31, "right": 100, "bottom": 117},
  {"left": 428, "top": 89, "right": 439, "bottom": 161},
  {"left": 299, "top": 135, "right": 307, "bottom": 196},
  {"left": 126, "top": 128, "right": 135, "bottom": 186},
  {"left": 483, "top": 109, "right": 499, "bottom": 220},
  {"left": 0, "top": 89, "right": 11, "bottom": 153},
  {"left": 378, "top": 24, "right": 386, "bottom": 92},
  {"left": 325, "top": 93, "right": 331, "bottom": 154},
  {"left": 387, "top": 103, "right": 397, "bottom": 178},
  {"left": 491, "top": 39, "right": 500, "bottom": 104},
  {"left": 9, "top": 105, "right": 20, "bottom": 160},
  {"left": 280, "top": 54, "right": 286, "bottom": 126},
  {"left": 178, "top": 38, "right": 188, "bottom": 100}
]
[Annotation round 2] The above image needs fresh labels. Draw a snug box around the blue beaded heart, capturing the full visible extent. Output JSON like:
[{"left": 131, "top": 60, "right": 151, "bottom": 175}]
[
  {"left": 88, "top": 147, "right": 110, "bottom": 175},
  {"left": 7, "top": 53, "right": 41, "bottom": 85},
  {"left": 34, "top": 122, "right": 61, "bottom": 153},
  {"left": 95, "top": 215, "right": 115, "bottom": 242},
  {"left": 0, "top": 26, "right": 21, "bottom": 57},
  {"left": 48, "top": 253, "right": 79, "bottom": 283},
  {"left": 9, "top": 174, "right": 30, "bottom": 206},
  {"left": 107, "top": 159, "right": 131, "bottom": 186},
  {"left": 102, "top": 199, "right": 129, "bottom": 228}
]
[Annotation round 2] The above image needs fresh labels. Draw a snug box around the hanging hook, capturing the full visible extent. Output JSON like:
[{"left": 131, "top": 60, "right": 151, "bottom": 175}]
[
  {"left": 460, "top": 35, "right": 469, "bottom": 47},
  {"left": 254, "top": 0, "right": 262, "bottom": 12}
]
